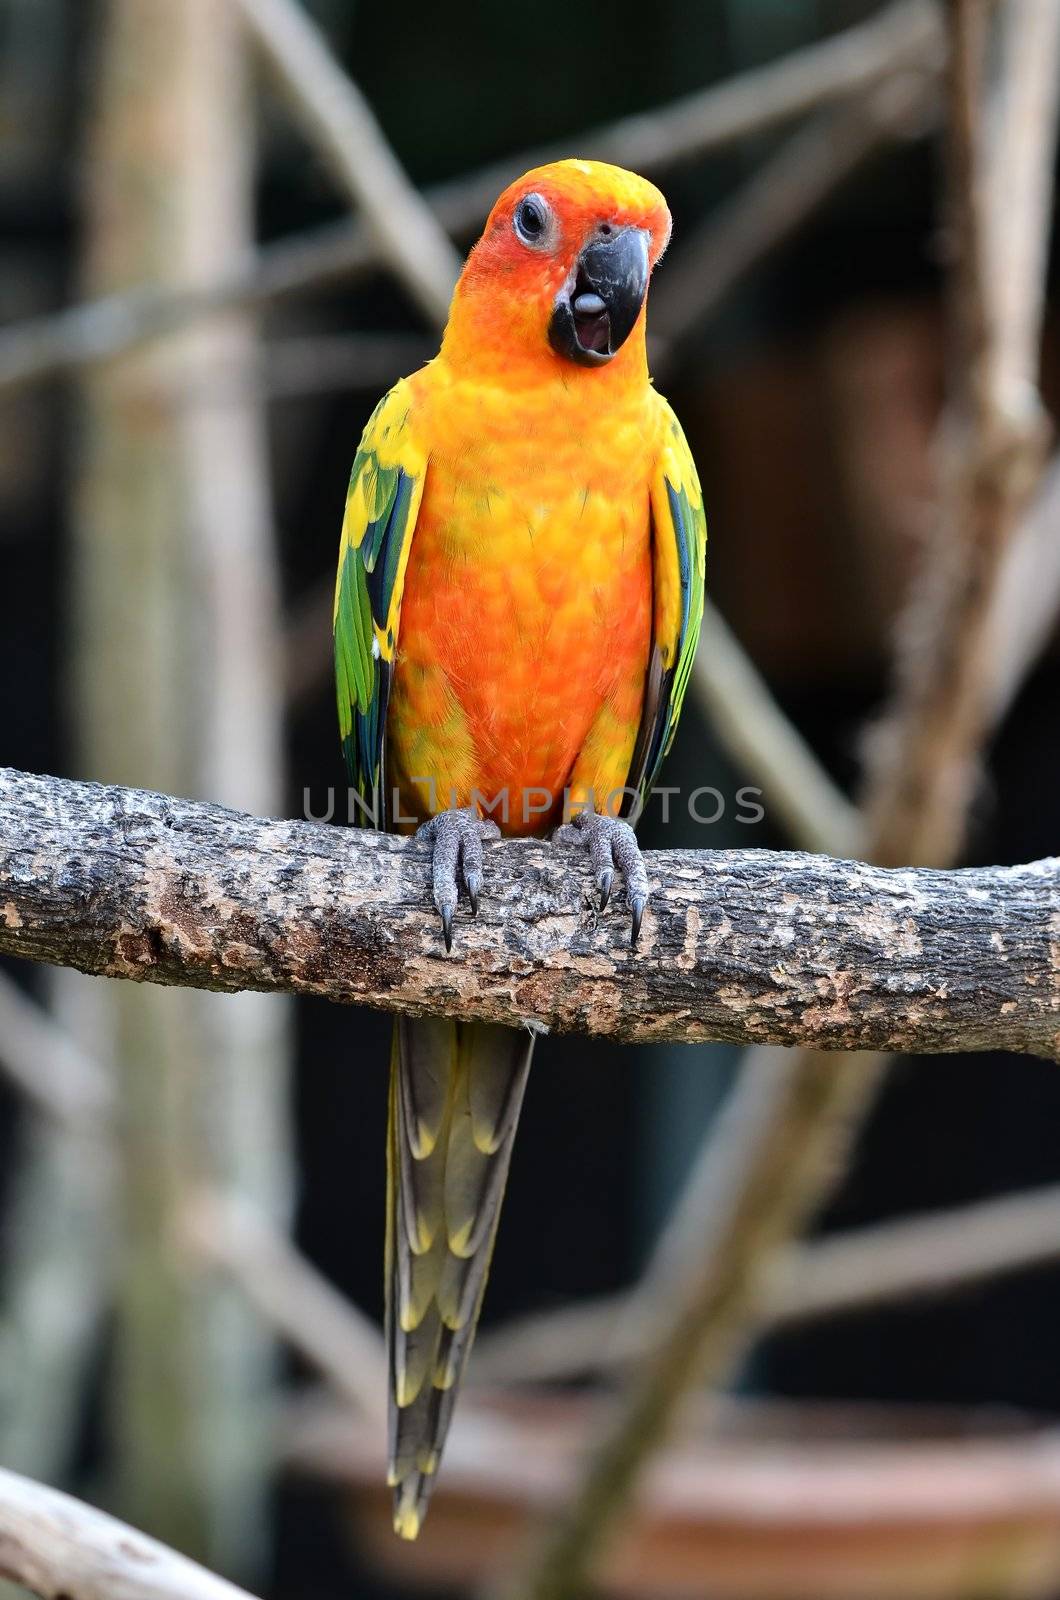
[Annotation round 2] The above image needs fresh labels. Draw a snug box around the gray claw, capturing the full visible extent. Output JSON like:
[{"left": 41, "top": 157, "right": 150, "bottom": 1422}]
[
  {"left": 415, "top": 808, "right": 497, "bottom": 950},
  {"left": 630, "top": 894, "right": 646, "bottom": 948},
  {"left": 561, "top": 809, "right": 650, "bottom": 947}
]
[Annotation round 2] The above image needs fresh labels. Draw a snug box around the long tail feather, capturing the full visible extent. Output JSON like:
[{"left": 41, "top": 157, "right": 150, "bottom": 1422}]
[{"left": 386, "top": 1015, "right": 533, "bottom": 1539}]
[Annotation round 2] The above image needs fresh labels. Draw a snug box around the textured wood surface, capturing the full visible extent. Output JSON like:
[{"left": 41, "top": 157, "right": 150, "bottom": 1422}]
[{"left": 0, "top": 766, "right": 1056, "bottom": 1055}]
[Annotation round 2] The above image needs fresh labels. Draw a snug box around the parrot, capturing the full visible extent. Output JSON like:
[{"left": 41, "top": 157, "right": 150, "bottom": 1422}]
[{"left": 333, "top": 159, "right": 706, "bottom": 1539}]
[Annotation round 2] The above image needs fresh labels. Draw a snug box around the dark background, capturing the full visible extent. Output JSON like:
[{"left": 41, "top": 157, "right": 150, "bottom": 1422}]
[{"left": 1, "top": 2, "right": 1058, "bottom": 1596}]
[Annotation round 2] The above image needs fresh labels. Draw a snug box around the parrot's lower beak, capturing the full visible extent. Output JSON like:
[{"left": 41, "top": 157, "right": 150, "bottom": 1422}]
[{"left": 548, "top": 226, "right": 650, "bottom": 368}]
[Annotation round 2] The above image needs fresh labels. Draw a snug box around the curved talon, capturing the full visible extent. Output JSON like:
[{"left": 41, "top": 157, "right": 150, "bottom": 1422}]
[
  {"left": 561, "top": 809, "right": 650, "bottom": 947},
  {"left": 415, "top": 808, "right": 497, "bottom": 950}
]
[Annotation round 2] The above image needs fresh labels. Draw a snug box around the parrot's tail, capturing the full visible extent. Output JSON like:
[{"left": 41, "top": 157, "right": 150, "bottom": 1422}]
[{"left": 386, "top": 1014, "right": 533, "bottom": 1539}]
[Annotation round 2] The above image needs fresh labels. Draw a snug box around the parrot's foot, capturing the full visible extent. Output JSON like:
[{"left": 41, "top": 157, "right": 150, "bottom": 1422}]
[
  {"left": 557, "top": 810, "right": 649, "bottom": 948},
  {"left": 416, "top": 809, "right": 500, "bottom": 952}
]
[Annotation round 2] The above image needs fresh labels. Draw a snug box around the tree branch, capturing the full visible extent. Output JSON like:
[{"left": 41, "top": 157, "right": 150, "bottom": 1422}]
[
  {"left": 862, "top": 0, "right": 1060, "bottom": 865},
  {"left": 474, "top": 1181, "right": 1060, "bottom": 1384},
  {"left": 0, "top": 766, "right": 1054, "bottom": 1055},
  {"left": 7, "top": 962, "right": 1060, "bottom": 1446},
  {"left": 180, "top": 1187, "right": 387, "bottom": 1428},
  {"left": 690, "top": 600, "right": 863, "bottom": 858},
  {"left": 0, "top": 968, "right": 112, "bottom": 1129},
  {"left": 502, "top": 7, "right": 1060, "bottom": 1592},
  {"left": 233, "top": 0, "right": 461, "bottom": 328},
  {"left": 0, "top": 1467, "right": 260, "bottom": 1600},
  {"left": 0, "top": 0, "right": 940, "bottom": 392},
  {"left": 651, "top": 63, "right": 939, "bottom": 366}
]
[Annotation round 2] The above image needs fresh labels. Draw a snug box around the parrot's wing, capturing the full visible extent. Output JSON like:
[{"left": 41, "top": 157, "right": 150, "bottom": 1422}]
[
  {"left": 334, "top": 378, "right": 427, "bottom": 827},
  {"left": 625, "top": 399, "right": 707, "bottom": 810}
]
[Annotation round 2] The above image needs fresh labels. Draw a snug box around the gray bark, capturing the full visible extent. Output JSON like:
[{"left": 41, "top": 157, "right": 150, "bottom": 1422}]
[{"left": 0, "top": 766, "right": 1056, "bottom": 1057}]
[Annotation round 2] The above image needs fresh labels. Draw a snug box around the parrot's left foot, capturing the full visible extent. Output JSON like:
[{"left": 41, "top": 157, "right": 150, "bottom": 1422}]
[
  {"left": 557, "top": 810, "right": 649, "bottom": 948},
  {"left": 416, "top": 808, "right": 501, "bottom": 951}
]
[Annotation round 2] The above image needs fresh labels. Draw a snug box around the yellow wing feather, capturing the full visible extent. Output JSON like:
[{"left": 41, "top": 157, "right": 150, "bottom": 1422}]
[{"left": 333, "top": 378, "right": 427, "bottom": 821}]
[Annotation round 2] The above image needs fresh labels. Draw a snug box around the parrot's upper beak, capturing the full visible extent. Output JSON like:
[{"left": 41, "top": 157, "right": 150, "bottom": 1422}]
[{"left": 548, "top": 226, "right": 650, "bottom": 368}]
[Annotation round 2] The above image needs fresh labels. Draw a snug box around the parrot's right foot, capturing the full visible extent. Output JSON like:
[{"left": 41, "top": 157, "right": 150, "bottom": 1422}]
[{"left": 416, "top": 809, "right": 500, "bottom": 952}]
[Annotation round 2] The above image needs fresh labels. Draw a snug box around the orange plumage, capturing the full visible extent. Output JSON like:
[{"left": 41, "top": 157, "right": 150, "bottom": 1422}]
[
  {"left": 386, "top": 161, "right": 672, "bottom": 831},
  {"left": 333, "top": 159, "right": 705, "bottom": 1538}
]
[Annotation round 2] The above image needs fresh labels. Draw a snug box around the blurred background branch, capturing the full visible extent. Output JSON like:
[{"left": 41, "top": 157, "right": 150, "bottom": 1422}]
[
  {"left": 475, "top": 1181, "right": 1060, "bottom": 1384},
  {"left": 56, "top": 0, "right": 292, "bottom": 1572},
  {"left": 0, "top": 1466, "right": 262, "bottom": 1600},
  {"left": 3, "top": 964, "right": 1060, "bottom": 1446},
  {"left": 500, "top": 4, "right": 1060, "bottom": 1595},
  {"left": 0, "top": 0, "right": 940, "bottom": 393},
  {"left": 862, "top": 0, "right": 1060, "bottom": 864},
  {"left": 2, "top": 1, "right": 1059, "bottom": 1597},
  {"left": 234, "top": 0, "right": 461, "bottom": 326}
]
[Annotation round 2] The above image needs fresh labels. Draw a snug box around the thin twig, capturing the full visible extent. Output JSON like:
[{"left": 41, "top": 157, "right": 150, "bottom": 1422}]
[
  {"left": 0, "top": 967, "right": 112, "bottom": 1129},
  {"left": 5, "top": 974, "right": 1060, "bottom": 1427},
  {"left": 988, "top": 454, "right": 1060, "bottom": 721},
  {"left": 862, "top": 0, "right": 1059, "bottom": 865},
  {"left": 475, "top": 1181, "right": 1060, "bottom": 1384},
  {"left": 181, "top": 1187, "right": 387, "bottom": 1428},
  {"left": 652, "top": 65, "right": 940, "bottom": 365},
  {"left": 980, "top": 0, "right": 1060, "bottom": 421},
  {"left": 690, "top": 601, "right": 862, "bottom": 856},
  {"left": 773, "top": 1180, "right": 1060, "bottom": 1325},
  {"left": 232, "top": 0, "right": 461, "bottom": 327},
  {"left": 0, "top": 0, "right": 941, "bottom": 392},
  {"left": 490, "top": 1049, "right": 885, "bottom": 1600}
]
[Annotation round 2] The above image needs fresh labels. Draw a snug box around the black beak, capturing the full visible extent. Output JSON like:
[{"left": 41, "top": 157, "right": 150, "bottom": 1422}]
[{"left": 548, "top": 226, "right": 650, "bottom": 368}]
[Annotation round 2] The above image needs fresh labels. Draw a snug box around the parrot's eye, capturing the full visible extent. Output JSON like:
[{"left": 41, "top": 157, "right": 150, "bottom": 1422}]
[{"left": 513, "top": 194, "right": 551, "bottom": 248}]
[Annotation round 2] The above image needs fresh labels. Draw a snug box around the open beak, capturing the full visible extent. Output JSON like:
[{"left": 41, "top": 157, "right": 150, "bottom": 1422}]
[{"left": 548, "top": 226, "right": 650, "bottom": 368}]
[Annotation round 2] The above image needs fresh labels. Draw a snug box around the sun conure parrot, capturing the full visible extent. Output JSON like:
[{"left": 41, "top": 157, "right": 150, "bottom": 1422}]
[{"left": 333, "top": 159, "right": 706, "bottom": 1539}]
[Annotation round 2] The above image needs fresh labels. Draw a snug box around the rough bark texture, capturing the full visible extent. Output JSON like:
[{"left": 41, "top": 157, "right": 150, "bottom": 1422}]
[{"left": 0, "top": 767, "right": 1056, "bottom": 1056}]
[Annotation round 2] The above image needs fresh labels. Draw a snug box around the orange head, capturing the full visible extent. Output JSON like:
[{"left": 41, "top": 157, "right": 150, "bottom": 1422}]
[{"left": 440, "top": 159, "right": 671, "bottom": 383}]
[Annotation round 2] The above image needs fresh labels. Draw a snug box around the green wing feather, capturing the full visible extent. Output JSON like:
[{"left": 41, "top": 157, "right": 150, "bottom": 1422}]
[
  {"left": 626, "top": 398, "right": 707, "bottom": 810},
  {"left": 334, "top": 379, "right": 426, "bottom": 827},
  {"left": 334, "top": 380, "right": 531, "bottom": 1541}
]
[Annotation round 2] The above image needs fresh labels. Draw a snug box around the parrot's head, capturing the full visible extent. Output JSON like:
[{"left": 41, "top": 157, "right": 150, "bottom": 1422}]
[{"left": 443, "top": 159, "right": 671, "bottom": 380}]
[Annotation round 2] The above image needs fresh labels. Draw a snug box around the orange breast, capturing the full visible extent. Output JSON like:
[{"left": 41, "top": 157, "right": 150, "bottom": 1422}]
[{"left": 387, "top": 370, "right": 657, "bottom": 835}]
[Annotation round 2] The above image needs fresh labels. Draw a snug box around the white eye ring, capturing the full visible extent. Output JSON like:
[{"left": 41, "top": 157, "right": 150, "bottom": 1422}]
[{"left": 513, "top": 193, "right": 552, "bottom": 249}]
